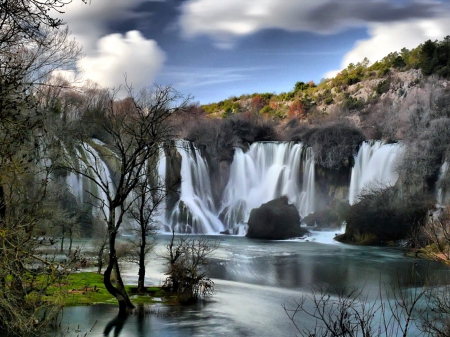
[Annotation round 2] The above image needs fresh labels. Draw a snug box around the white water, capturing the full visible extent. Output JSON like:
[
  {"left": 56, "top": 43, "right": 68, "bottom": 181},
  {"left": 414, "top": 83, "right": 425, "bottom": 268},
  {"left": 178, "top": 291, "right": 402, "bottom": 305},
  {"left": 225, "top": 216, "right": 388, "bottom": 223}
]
[
  {"left": 219, "top": 142, "right": 315, "bottom": 226},
  {"left": 65, "top": 143, "right": 116, "bottom": 219},
  {"left": 349, "top": 141, "right": 404, "bottom": 205},
  {"left": 437, "top": 161, "right": 449, "bottom": 207},
  {"left": 64, "top": 140, "right": 407, "bottom": 234},
  {"left": 167, "top": 142, "right": 224, "bottom": 233},
  {"left": 167, "top": 142, "right": 316, "bottom": 233}
]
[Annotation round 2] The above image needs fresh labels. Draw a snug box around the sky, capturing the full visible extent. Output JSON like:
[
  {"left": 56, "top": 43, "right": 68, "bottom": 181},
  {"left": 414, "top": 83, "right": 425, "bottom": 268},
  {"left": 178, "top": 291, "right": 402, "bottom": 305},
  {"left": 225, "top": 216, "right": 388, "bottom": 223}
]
[{"left": 59, "top": 0, "right": 450, "bottom": 104}]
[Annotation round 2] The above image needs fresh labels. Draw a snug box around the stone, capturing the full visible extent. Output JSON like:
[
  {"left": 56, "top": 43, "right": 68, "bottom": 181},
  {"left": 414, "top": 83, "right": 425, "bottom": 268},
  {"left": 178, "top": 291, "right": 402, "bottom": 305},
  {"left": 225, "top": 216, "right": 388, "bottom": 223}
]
[{"left": 246, "top": 196, "right": 308, "bottom": 240}]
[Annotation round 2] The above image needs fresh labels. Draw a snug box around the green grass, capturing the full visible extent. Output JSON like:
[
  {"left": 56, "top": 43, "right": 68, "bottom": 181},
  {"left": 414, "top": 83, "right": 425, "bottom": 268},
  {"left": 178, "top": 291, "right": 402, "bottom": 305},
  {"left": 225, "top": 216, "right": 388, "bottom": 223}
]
[
  {"left": 47, "top": 272, "right": 169, "bottom": 306},
  {"left": 127, "top": 286, "right": 169, "bottom": 305}
]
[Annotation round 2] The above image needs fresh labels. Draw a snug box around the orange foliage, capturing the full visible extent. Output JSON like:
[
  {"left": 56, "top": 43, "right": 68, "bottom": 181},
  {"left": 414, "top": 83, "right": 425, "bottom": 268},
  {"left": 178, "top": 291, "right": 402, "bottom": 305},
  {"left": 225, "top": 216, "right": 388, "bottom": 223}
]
[
  {"left": 269, "top": 100, "right": 279, "bottom": 110},
  {"left": 251, "top": 95, "right": 266, "bottom": 112},
  {"left": 288, "top": 100, "right": 306, "bottom": 119}
]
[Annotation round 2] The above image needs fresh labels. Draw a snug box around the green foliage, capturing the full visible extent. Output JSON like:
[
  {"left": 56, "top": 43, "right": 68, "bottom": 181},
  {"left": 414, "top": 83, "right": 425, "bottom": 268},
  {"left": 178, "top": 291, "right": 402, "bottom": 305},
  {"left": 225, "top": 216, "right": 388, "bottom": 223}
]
[
  {"left": 260, "top": 105, "right": 274, "bottom": 115},
  {"left": 294, "top": 81, "right": 310, "bottom": 92},
  {"left": 419, "top": 36, "right": 450, "bottom": 78},
  {"left": 259, "top": 92, "right": 274, "bottom": 101},
  {"left": 341, "top": 93, "right": 365, "bottom": 111},
  {"left": 46, "top": 272, "right": 168, "bottom": 306},
  {"left": 375, "top": 79, "right": 391, "bottom": 95},
  {"left": 324, "top": 96, "right": 334, "bottom": 105},
  {"left": 202, "top": 103, "right": 219, "bottom": 114}
]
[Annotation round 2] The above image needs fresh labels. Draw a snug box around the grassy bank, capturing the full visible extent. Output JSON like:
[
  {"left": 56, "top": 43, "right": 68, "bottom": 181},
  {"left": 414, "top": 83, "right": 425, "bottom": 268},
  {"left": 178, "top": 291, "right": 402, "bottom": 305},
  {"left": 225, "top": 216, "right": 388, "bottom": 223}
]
[{"left": 47, "top": 272, "right": 169, "bottom": 306}]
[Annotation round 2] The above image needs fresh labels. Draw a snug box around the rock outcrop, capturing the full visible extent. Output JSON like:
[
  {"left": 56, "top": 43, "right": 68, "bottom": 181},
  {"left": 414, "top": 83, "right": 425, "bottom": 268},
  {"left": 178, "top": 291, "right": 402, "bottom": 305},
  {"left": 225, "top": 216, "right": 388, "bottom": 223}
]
[{"left": 246, "top": 196, "right": 308, "bottom": 240}]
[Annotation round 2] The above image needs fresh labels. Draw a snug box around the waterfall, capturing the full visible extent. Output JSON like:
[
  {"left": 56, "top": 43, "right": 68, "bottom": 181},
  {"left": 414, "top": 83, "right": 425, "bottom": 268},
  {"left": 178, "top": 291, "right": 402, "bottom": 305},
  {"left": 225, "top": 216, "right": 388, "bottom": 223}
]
[
  {"left": 166, "top": 141, "right": 316, "bottom": 233},
  {"left": 60, "top": 140, "right": 318, "bottom": 234},
  {"left": 167, "top": 142, "right": 224, "bottom": 233},
  {"left": 349, "top": 141, "right": 404, "bottom": 205},
  {"left": 219, "top": 142, "right": 315, "bottom": 227},
  {"left": 436, "top": 161, "right": 449, "bottom": 207},
  {"left": 64, "top": 142, "right": 116, "bottom": 219}
]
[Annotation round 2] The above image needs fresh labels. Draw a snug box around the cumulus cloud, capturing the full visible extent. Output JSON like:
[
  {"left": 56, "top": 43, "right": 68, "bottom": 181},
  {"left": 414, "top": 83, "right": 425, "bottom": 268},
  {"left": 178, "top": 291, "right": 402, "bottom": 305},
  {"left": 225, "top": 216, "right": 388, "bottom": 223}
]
[
  {"left": 321, "top": 12, "right": 450, "bottom": 78},
  {"left": 77, "top": 31, "right": 166, "bottom": 91},
  {"left": 179, "top": 0, "right": 444, "bottom": 47},
  {"left": 55, "top": 1, "right": 166, "bottom": 91},
  {"left": 341, "top": 16, "right": 450, "bottom": 67}
]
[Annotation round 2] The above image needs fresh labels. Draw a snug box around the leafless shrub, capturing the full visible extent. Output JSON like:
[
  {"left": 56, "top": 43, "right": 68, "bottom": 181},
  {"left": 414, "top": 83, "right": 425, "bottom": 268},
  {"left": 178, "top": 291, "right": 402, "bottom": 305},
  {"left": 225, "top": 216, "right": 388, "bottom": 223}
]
[
  {"left": 162, "top": 232, "right": 220, "bottom": 303},
  {"left": 416, "top": 206, "right": 450, "bottom": 264},
  {"left": 284, "top": 271, "right": 440, "bottom": 337}
]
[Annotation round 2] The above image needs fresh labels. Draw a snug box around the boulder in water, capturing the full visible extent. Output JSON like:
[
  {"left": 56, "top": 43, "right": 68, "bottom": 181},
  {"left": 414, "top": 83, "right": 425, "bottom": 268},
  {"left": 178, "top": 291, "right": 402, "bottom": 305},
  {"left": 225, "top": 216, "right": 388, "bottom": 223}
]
[{"left": 246, "top": 196, "right": 308, "bottom": 240}]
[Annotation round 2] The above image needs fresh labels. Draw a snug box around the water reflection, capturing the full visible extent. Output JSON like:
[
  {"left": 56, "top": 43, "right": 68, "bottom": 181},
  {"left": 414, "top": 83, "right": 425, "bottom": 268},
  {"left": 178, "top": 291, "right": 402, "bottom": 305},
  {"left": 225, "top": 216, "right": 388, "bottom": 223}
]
[
  {"left": 103, "top": 313, "right": 127, "bottom": 336},
  {"left": 59, "top": 236, "right": 450, "bottom": 337}
]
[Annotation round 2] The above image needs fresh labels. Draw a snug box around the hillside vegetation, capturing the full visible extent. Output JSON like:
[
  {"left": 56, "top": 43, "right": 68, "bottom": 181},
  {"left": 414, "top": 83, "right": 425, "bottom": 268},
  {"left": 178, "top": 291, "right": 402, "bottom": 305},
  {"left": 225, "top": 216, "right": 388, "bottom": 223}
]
[
  {"left": 182, "top": 36, "right": 450, "bottom": 245},
  {"left": 201, "top": 37, "right": 450, "bottom": 137}
]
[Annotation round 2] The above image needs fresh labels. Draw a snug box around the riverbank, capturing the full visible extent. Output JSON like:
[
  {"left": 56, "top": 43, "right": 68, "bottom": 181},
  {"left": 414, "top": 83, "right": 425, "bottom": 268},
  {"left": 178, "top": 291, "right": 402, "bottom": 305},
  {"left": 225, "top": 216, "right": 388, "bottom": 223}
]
[{"left": 50, "top": 272, "right": 169, "bottom": 306}]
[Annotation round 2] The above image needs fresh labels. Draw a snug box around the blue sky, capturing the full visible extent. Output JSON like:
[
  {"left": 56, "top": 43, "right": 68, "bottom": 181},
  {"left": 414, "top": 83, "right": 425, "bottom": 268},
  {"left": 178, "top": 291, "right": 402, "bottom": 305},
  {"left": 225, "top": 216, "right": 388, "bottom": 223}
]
[{"left": 60, "top": 0, "right": 450, "bottom": 104}]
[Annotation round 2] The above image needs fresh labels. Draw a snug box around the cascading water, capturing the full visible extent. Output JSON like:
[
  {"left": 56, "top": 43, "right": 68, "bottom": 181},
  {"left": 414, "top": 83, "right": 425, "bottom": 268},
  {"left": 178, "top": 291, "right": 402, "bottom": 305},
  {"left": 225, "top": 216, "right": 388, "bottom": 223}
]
[
  {"left": 219, "top": 142, "right": 315, "bottom": 227},
  {"left": 166, "top": 141, "right": 316, "bottom": 234},
  {"left": 166, "top": 142, "right": 224, "bottom": 233},
  {"left": 65, "top": 143, "right": 116, "bottom": 219},
  {"left": 436, "top": 161, "right": 450, "bottom": 207},
  {"left": 348, "top": 141, "right": 404, "bottom": 205}
]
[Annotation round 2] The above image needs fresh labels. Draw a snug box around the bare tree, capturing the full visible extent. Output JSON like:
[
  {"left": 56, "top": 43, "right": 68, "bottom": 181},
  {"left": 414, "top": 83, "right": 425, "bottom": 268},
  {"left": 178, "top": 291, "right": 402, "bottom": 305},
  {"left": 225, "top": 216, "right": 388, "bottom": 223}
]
[
  {"left": 284, "top": 282, "right": 429, "bottom": 337},
  {"left": 69, "top": 85, "right": 188, "bottom": 315},
  {"left": 124, "top": 169, "right": 166, "bottom": 294},
  {"left": 91, "top": 215, "right": 109, "bottom": 274},
  {"left": 0, "top": 0, "right": 86, "bottom": 335}
]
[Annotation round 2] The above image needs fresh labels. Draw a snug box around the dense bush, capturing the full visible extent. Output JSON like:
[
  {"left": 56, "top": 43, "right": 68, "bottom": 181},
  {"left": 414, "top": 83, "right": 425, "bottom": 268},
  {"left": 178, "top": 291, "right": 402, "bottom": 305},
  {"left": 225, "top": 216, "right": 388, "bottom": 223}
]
[
  {"left": 336, "top": 186, "right": 433, "bottom": 245},
  {"left": 375, "top": 79, "right": 391, "bottom": 95},
  {"left": 283, "top": 120, "right": 365, "bottom": 169},
  {"left": 399, "top": 112, "right": 450, "bottom": 193},
  {"left": 185, "top": 113, "right": 278, "bottom": 180},
  {"left": 306, "top": 123, "right": 365, "bottom": 169}
]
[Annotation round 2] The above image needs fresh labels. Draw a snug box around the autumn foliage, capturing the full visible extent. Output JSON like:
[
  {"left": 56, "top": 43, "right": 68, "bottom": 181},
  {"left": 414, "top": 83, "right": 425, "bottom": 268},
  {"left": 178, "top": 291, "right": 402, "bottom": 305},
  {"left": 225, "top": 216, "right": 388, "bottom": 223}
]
[
  {"left": 251, "top": 94, "right": 267, "bottom": 112},
  {"left": 288, "top": 99, "right": 306, "bottom": 119}
]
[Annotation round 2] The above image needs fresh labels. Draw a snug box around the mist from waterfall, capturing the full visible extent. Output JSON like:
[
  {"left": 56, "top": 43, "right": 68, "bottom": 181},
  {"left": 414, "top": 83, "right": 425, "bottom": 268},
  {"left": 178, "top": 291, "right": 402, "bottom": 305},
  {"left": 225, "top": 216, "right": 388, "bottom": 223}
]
[{"left": 348, "top": 141, "right": 404, "bottom": 205}]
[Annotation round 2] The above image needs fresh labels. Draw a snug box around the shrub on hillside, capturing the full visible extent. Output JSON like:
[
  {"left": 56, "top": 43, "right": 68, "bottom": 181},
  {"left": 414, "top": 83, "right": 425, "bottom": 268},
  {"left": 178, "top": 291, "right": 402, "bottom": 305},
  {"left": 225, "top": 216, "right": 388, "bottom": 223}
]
[
  {"left": 185, "top": 113, "right": 277, "bottom": 168},
  {"left": 336, "top": 185, "right": 433, "bottom": 245},
  {"left": 306, "top": 123, "right": 365, "bottom": 169},
  {"left": 399, "top": 117, "right": 450, "bottom": 193},
  {"left": 284, "top": 121, "right": 365, "bottom": 169}
]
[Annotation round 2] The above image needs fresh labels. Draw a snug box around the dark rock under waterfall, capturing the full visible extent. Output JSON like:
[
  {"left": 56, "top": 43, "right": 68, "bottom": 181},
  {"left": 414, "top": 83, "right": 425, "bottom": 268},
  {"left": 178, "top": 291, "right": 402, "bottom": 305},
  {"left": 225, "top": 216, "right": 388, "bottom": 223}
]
[{"left": 246, "top": 196, "right": 308, "bottom": 240}]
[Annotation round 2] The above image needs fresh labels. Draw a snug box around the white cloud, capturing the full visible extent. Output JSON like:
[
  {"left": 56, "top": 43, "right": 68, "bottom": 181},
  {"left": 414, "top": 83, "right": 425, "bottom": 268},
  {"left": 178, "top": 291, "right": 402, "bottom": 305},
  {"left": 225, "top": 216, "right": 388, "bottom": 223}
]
[
  {"left": 77, "top": 31, "right": 165, "bottom": 92},
  {"left": 340, "top": 14, "right": 450, "bottom": 68},
  {"left": 54, "top": 1, "right": 166, "bottom": 91},
  {"left": 323, "top": 69, "right": 340, "bottom": 80},
  {"left": 180, "top": 0, "right": 443, "bottom": 47}
]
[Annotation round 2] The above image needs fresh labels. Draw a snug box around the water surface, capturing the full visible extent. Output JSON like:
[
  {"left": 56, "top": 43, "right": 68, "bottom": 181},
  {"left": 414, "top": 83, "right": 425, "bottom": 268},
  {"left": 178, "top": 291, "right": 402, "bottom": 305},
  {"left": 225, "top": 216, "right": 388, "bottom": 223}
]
[{"left": 60, "top": 234, "right": 450, "bottom": 336}]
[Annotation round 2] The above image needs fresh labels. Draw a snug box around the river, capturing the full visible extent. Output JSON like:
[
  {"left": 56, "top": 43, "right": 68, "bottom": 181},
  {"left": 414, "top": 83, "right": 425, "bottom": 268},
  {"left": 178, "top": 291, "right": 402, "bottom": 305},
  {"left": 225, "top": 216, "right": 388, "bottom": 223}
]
[{"left": 59, "top": 233, "right": 450, "bottom": 336}]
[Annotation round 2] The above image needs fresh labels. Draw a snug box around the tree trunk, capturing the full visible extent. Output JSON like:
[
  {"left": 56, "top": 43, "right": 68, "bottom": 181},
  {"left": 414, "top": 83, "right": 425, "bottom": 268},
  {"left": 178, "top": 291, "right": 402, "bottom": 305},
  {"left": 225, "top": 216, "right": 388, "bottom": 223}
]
[
  {"left": 137, "top": 236, "right": 146, "bottom": 293},
  {"left": 68, "top": 229, "right": 73, "bottom": 255},
  {"left": 0, "top": 185, "right": 6, "bottom": 219},
  {"left": 103, "top": 225, "right": 135, "bottom": 316},
  {"left": 97, "top": 243, "right": 105, "bottom": 274},
  {"left": 60, "top": 232, "right": 64, "bottom": 253},
  {"left": 104, "top": 262, "right": 129, "bottom": 317}
]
